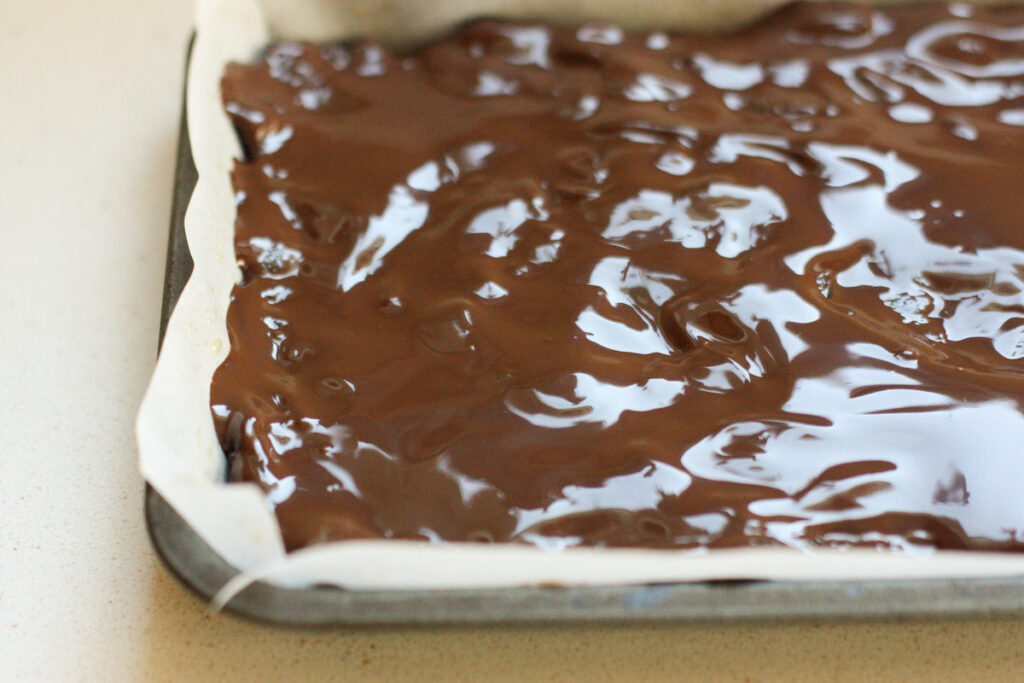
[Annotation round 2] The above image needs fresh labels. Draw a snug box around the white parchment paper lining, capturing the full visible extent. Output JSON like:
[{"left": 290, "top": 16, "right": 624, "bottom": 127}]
[{"left": 137, "top": 0, "right": 1024, "bottom": 596}]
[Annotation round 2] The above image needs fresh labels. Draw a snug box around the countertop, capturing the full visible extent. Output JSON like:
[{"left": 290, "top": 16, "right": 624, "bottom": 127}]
[{"left": 2, "top": 1, "right": 1023, "bottom": 680}]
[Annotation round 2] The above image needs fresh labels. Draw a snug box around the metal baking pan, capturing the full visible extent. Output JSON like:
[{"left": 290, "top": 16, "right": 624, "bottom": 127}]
[{"left": 146, "top": 36, "right": 1024, "bottom": 626}]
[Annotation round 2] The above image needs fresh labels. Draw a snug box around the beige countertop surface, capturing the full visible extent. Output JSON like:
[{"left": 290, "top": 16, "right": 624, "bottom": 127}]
[{"left": 3, "top": 1, "right": 1024, "bottom": 680}]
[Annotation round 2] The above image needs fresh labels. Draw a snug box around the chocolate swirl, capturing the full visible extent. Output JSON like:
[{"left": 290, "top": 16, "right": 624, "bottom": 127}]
[{"left": 214, "top": 2, "right": 1024, "bottom": 552}]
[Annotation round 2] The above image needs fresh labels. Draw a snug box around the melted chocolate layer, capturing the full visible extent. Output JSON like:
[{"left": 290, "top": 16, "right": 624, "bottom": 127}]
[{"left": 214, "top": 2, "right": 1024, "bottom": 553}]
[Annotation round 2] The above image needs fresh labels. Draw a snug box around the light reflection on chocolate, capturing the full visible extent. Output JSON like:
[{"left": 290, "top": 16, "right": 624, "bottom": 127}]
[{"left": 213, "top": 2, "right": 1024, "bottom": 553}]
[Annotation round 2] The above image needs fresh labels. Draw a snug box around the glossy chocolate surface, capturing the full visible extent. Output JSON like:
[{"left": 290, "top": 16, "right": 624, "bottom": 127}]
[{"left": 214, "top": 2, "right": 1024, "bottom": 553}]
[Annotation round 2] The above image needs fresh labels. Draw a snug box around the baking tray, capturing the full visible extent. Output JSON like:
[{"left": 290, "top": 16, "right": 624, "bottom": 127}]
[{"left": 146, "top": 35, "right": 1024, "bottom": 626}]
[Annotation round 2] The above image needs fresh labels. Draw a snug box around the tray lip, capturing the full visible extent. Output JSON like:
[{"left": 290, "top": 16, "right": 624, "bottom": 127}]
[
  {"left": 145, "top": 483, "right": 1024, "bottom": 626},
  {"left": 146, "top": 30, "right": 1024, "bottom": 626}
]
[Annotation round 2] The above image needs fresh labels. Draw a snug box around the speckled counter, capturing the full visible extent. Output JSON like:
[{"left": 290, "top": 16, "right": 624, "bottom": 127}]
[{"left": 2, "top": 1, "right": 1024, "bottom": 679}]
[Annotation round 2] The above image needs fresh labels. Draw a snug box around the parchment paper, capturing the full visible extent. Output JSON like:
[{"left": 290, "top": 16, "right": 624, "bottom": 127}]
[{"left": 137, "top": 0, "right": 1024, "bottom": 597}]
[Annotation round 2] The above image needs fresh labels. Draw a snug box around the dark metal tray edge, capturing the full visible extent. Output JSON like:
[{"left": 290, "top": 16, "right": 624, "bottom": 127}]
[{"left": 145, "top": 34, "right": 1024, "bottom": 626}]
